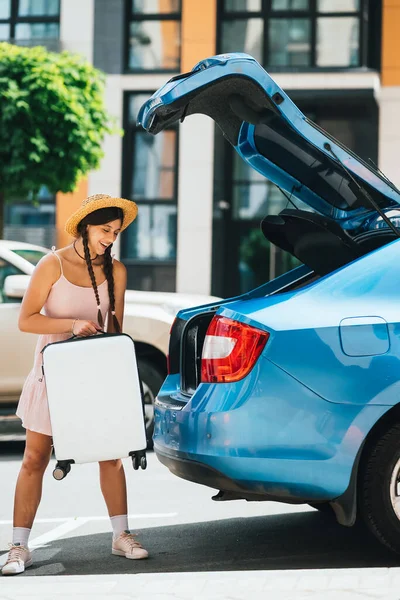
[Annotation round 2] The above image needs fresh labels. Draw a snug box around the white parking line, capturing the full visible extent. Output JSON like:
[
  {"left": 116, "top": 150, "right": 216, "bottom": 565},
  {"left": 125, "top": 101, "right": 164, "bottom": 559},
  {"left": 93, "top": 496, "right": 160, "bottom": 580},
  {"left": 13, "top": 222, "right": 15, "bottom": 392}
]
[
  {"left": 0, "top": 512, "right": 177, "bottom": 566},
  {"left": 29, "top": 517, "right": 88, "bottom": 549},
  {"left": 0, "top": 518, "right": 87, "bottom": 566},
  {"left": 0, "top": 512, "right": 177, "bottom": 525}
]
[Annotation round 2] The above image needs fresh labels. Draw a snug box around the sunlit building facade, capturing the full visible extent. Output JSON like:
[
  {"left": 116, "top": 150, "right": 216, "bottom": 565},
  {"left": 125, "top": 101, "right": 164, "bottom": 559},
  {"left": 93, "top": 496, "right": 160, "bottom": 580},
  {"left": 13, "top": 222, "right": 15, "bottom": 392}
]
[{"left": 3, "top": 0, "right": 400, "bottom": 298}]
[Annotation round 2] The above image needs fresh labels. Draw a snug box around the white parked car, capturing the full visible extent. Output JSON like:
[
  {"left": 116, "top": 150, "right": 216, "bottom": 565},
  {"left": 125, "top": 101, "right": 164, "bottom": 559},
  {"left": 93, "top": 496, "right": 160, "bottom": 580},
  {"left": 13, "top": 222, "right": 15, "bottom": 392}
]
[{"left": 0, "top": 240, "right": 220, "bottom": 444}]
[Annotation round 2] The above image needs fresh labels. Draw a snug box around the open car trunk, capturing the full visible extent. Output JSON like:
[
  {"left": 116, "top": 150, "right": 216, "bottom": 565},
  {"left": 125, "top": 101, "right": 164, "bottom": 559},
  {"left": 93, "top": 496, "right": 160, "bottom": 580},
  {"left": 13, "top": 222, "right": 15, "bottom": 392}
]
[
  {"left": 261, "top": 209, "right": 399, "bottom": 277},
  {"left": 138, "top": 53, "right": 400, "bottom": 278}
]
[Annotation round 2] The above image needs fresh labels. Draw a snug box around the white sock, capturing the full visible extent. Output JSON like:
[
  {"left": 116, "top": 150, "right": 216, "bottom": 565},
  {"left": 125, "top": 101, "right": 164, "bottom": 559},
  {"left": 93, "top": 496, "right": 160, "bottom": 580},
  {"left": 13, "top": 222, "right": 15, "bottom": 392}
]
[
  {"left": 12, "top": 527, "right": 31, "bottom": 547},
  {"left": 110, "top": 514, "right": 129, "bottom": 540}
]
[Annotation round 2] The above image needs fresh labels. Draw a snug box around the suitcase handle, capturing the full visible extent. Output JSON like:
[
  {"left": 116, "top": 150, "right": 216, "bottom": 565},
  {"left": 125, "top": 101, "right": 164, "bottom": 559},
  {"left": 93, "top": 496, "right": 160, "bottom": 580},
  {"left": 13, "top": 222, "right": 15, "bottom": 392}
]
[{"left": 70, "top": 329, "right": 106, "bottom": 340}]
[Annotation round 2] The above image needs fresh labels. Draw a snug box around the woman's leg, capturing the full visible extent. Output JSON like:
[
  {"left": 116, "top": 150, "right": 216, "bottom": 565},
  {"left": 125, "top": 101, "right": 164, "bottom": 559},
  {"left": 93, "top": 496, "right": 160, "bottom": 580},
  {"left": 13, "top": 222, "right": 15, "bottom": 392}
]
[
  {"left": 13, "top": 429, "right": 53, "bottom": 528},
  {"left": 98, "top": 459, "right": 148, "bottom": 559},
  {"left": 98, "top": 459, "right": 127, "bottom": 517},
  {"left": 2, "top": 430, "right": 52, "bottom": 575}
]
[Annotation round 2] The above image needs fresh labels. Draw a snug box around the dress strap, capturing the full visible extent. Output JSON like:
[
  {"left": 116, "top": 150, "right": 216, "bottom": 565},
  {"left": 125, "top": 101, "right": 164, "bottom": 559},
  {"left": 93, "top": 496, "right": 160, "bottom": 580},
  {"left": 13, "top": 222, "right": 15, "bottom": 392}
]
[{"left": 51, "top": 246, "right": 64, "bottom": 276}]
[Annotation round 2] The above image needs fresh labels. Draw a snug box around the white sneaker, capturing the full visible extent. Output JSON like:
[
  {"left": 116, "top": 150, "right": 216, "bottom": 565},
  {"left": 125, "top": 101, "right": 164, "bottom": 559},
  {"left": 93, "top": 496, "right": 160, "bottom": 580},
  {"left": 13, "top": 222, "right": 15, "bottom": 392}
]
[
  {"left": 1, "top": 543, "right": 32, "bottom": 575},
  {"left": 112, "top": 531, "right": 149, "bottom": 560}
]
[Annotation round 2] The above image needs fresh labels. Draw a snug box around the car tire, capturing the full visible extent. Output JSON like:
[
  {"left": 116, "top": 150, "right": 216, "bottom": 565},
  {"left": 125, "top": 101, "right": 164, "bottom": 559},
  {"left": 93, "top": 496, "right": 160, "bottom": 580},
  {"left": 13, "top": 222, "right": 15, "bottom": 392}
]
[
  {"left": 359, "top": 422, "right": 400, "bottom": 554},
  {"left": 137, "top": 358, "right": 165, "bottom": 449}
]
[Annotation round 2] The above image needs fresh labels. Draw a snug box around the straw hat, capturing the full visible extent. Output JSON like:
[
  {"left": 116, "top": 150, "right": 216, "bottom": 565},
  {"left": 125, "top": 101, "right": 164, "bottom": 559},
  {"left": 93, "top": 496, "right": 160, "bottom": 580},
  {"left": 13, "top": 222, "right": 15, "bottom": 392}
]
[{"left": 65, "top": 193, "right": 138, "bottom": 238}]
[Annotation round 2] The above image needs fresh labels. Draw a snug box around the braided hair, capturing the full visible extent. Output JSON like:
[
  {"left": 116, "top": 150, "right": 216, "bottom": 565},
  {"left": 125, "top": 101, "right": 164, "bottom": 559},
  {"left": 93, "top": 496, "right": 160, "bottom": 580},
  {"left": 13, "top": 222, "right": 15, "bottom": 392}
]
[
  {"left": 103, "top": 243, "right": 121, "bottom": 333},
  {"left": 77, "top": 207, "right": 124, "bottom": 333}
]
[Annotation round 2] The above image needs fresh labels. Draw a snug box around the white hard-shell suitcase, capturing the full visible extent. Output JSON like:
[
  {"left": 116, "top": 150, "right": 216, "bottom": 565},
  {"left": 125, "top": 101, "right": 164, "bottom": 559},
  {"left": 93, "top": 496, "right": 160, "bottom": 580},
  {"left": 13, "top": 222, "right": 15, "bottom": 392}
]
[{"left": 41, "top": 332, "right": 147, "bottom": 480}]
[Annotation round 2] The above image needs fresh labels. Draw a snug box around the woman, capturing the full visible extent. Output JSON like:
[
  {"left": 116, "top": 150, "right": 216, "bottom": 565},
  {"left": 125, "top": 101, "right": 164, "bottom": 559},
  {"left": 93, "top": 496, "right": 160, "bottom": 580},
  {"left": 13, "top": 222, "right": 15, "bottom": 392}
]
[{"left": 2, "top": 193, "right": 148, "bottom": 576}]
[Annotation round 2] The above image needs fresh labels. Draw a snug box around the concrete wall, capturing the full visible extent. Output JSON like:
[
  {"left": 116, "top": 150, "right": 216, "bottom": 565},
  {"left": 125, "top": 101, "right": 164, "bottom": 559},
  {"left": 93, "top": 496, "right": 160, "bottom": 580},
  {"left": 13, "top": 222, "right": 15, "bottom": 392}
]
[
  {"left": 56, "top": 0, "right": 94, "bottom": 248},
  {"left": 60, "top": 0, "right": 94, "bottom": 62},
  {"left": 176, "top": 0, "right": 217, "bottom": 294}
]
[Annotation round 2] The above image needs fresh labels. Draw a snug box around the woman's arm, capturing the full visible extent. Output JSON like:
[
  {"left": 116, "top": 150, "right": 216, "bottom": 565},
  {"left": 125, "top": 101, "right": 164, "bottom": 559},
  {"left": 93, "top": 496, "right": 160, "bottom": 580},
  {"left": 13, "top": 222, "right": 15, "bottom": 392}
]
[
  {"left": 18, "top": 254, "right": 80, "bottom": 335},
  {"left": 107, "top": 259, "right": 127, "bottom": 333}
]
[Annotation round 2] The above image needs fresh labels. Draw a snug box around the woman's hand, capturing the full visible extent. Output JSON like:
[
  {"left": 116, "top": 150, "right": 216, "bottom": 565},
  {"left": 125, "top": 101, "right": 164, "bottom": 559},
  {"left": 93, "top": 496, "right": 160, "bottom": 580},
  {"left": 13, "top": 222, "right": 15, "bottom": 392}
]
[{"left": 72, "top": 320, "right": 102, "bottom": 337}]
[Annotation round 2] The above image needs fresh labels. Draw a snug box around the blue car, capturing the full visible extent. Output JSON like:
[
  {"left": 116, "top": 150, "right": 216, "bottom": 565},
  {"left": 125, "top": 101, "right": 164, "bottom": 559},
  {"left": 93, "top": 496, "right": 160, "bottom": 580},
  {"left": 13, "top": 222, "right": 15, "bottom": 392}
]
[{"left": 138, "top": 53, "right": 400, "bottom": 554}]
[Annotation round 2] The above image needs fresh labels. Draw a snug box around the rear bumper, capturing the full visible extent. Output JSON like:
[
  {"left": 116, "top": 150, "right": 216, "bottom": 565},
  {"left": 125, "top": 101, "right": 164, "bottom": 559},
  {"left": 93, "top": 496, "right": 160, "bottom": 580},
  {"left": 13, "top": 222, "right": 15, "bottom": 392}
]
[
  {"left": 156, "top": 447, "right": 319, "bottom": 503},
  {"left": 154, "top": 359, "right": 390, "bottom": 502}
]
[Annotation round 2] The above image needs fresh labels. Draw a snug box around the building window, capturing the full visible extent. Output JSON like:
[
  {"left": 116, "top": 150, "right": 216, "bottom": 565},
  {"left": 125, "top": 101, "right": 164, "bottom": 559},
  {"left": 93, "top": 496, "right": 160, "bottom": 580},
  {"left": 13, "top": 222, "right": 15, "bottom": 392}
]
[
  {"left": 4, "top": 185, "right": 56, "bottom": 248},
  {"left": 121, "top": 93, "right": 179, "bottom": 292},
  {"left": 219, "top": 0, "right": 375, "bottom": 70},
  {"left": 0, "top": 0, "right": 60, "bottom": 50},
  {"left": 125, "top": 0, "right": 181, "bottom": 72}
]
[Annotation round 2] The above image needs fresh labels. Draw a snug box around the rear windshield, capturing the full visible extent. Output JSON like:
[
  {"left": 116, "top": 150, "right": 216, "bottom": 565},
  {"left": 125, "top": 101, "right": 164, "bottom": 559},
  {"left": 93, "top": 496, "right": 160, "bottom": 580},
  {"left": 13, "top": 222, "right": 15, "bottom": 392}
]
[
  {"left": 254, "top": 115, "right": 398, "bottom": 212},
  {"left": 307, "top": 119, "right": 398, "bottom": 194}
]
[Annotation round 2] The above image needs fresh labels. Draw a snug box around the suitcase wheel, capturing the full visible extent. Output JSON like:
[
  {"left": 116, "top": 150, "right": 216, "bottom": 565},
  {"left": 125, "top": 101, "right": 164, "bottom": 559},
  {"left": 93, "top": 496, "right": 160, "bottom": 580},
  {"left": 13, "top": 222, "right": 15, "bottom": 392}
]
[
  {"left": 53, "top": 461, "right": 72, "bottom": 481},
  {"left": 130, "top": 451, "right": 147, "bottom": 471}
]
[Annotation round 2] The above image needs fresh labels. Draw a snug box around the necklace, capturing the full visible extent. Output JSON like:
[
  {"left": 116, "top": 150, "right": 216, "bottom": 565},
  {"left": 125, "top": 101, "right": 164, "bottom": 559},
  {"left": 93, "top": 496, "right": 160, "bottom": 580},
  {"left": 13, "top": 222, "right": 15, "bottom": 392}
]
[{"left": 73, "top": 241, "right": 98, "bottom": 262}]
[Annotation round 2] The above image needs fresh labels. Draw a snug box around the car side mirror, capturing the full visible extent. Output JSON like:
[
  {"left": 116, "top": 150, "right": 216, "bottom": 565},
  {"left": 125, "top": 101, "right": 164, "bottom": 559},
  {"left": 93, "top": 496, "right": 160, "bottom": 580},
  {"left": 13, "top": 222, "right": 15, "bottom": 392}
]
[{"left": 3, "top": 274, "right": 31, "bottom": 299}]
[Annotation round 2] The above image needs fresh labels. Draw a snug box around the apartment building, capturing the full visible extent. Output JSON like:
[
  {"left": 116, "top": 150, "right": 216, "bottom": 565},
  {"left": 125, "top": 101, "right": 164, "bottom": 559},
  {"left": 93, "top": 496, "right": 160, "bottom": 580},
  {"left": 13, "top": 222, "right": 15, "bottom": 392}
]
[{"left": 2, "top": 0, "right": 399, "bottom": 297}]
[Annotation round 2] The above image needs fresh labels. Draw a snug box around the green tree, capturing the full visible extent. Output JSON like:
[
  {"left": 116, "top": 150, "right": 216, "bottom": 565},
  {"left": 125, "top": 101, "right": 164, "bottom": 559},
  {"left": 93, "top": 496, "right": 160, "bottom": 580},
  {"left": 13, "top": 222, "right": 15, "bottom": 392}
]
[{"left": 0, "top": 42, "right": 120, "bottom": 236}]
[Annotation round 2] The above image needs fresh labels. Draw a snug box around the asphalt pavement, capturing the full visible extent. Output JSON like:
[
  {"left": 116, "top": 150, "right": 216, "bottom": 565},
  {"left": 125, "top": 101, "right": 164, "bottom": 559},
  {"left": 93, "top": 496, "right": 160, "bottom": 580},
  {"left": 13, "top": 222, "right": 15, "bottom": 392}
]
[{"left": 1, "top": 442, "right": 400, "bottom": 599}]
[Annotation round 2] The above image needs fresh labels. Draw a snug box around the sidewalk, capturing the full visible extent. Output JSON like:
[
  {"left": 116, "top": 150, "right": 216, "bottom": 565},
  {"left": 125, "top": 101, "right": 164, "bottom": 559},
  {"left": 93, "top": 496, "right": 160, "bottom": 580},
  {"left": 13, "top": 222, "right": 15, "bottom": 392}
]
[{"left": 2, "top": 568, "right": 400, "bottom": 600}]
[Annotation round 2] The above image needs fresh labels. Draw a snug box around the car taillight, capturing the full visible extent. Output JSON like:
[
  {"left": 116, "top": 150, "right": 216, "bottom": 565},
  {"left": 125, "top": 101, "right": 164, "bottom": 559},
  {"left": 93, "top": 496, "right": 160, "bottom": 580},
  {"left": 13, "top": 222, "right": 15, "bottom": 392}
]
[{"left": 201, "top": 315, "right": 269, "bottom": 383}]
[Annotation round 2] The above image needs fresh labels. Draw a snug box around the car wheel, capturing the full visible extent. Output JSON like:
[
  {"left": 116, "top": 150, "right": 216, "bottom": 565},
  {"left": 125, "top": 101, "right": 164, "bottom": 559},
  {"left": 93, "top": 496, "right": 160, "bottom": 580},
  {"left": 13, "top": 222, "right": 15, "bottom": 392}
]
[
  {"left": 137, "top": 358, "right": 165, "bottom": 448},
  {"left": 359, "top": 422, "right": 400, "bottom": 554}
]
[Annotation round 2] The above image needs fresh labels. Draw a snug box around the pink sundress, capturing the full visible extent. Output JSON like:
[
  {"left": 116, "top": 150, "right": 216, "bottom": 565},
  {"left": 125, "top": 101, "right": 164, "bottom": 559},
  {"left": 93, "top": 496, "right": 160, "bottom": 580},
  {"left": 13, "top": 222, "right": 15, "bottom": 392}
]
[{"left": 16, "top": 250, "right": 110, "bottom": 436}]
